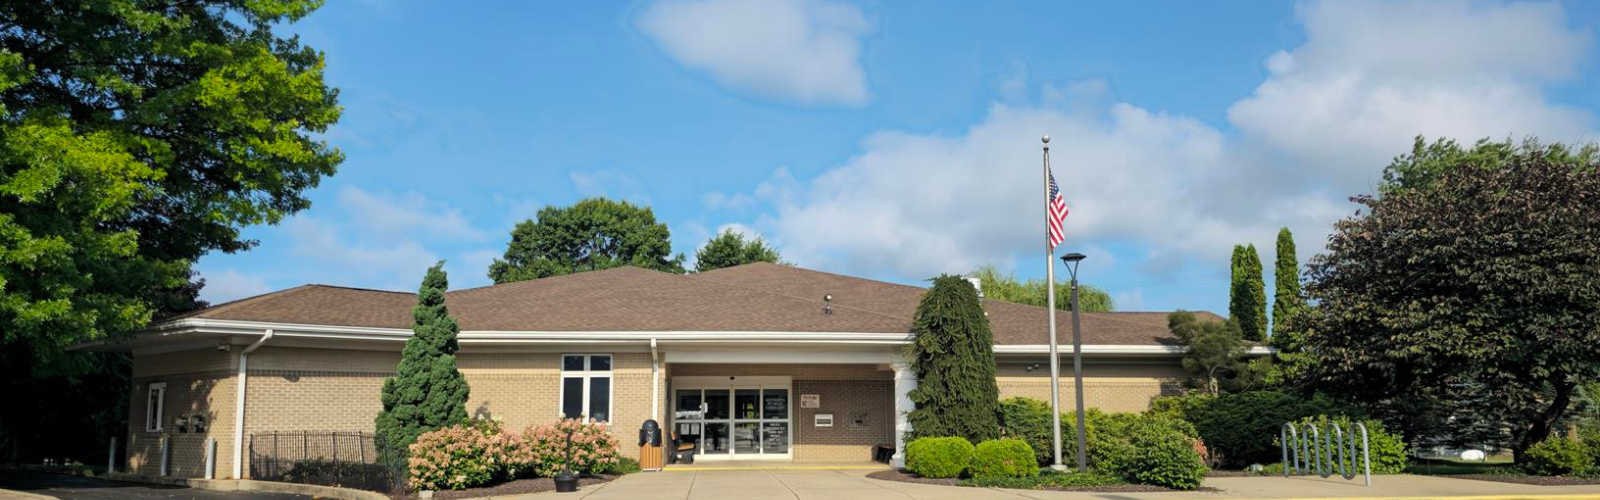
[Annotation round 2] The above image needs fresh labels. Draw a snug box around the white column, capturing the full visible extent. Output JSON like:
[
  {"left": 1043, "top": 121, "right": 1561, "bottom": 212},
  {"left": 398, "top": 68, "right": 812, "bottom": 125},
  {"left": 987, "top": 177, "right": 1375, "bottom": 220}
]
[{"left": 890, "top": 358, "right": 918, "bottom": 468}]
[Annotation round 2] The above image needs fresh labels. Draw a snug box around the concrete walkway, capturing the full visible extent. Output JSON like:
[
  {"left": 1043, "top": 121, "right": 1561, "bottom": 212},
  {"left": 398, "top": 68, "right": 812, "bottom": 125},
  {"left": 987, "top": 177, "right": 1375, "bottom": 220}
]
[{"left": 533, "top": 470, "right": 1600, "bottom": 500}]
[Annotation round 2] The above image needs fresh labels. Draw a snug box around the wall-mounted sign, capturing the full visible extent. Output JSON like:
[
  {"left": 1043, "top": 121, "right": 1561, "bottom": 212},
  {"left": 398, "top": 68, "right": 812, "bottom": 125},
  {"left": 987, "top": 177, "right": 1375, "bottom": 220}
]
[
  {"left": 800, "top": 394, "right": 820, "bottom": 408},
  {"left": 814, "top": 413, "right": 834, "bottom": 427}
]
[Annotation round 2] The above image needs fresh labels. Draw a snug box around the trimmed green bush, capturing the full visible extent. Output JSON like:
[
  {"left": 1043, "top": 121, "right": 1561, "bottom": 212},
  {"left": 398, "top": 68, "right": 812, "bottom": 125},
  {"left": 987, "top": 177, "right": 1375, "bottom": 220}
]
[
  {"left": 999, "top": 397, "right": 1054, "bottom": 465},
  {"left": 1580, "top": 423, "right": 1600, "bottom": 470},
  {"left": 1090, "top": 413, "right": 1208, "bottom": 490},
  {"left": 970, "top": 439, "right": 1040, "bottom": 479},
  {"left": 906, "top": 437, "right": 975, "bottom": 478},
  {"left": 1522, "top": 437, "right": 1591, "bottom": 476},
  {"left": 598, "top": 456, "right": 642, "bottom": 475},
  {"left": 959, "top": 469, "right": 1125, "bottom": 489},
  {"left": 1153, "top": 391, "right": 1350, "bottom": 467}
]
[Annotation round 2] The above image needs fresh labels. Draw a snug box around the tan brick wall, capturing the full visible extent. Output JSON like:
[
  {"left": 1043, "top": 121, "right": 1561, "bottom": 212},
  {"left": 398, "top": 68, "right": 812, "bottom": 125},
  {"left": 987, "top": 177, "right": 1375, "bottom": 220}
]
[
  {"left": 793, "top": 380, "right": 893, "bottom": 461},
  {"left": 995, "top": 361, "right": 1185, "bottom": 413},
  {"left": 671, "top": 363, "right": 892, "bottom": 381},
  {"left": 127, "top": 349, "right": 237, "bottom": 478}
]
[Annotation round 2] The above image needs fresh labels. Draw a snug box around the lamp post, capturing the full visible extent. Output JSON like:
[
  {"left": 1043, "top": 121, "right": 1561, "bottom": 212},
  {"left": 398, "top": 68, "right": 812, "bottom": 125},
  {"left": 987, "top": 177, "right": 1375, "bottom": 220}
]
[{"left": 1060, "top": 252, "right": 1088, "bottom": 472}]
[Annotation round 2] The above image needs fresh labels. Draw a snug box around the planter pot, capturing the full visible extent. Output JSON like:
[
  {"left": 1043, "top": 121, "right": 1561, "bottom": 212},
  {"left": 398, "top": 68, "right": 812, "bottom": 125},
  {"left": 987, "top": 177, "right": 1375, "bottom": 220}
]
[{"left": 554, "top": 471, "right": 579, "bottom": 493}]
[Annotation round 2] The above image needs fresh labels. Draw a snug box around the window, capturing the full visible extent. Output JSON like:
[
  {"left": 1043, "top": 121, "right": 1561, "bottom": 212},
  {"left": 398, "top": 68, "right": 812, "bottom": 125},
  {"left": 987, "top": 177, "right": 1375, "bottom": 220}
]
[
  {"left": 145, "top": 383, "right": 167, "bottom": 432},
  {"left": 560, "top": 355, "right": 612, "bottom": 423}
]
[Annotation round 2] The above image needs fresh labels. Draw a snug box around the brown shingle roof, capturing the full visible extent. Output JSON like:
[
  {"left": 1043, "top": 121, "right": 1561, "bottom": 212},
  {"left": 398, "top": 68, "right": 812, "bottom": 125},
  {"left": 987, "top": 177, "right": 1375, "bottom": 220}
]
[{"left": 168, "top": 262, "right": 1215, "bottom": 345}]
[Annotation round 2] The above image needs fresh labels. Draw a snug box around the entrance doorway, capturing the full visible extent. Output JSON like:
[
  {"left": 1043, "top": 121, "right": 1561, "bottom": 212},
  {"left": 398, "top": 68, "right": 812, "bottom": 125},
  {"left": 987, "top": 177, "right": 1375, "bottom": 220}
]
[{"left": 672, "top": 376, "right": 791, "bottom": 460}]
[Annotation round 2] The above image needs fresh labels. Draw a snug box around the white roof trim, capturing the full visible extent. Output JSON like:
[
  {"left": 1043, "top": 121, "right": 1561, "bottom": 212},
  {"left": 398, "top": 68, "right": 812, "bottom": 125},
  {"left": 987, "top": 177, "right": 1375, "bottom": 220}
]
[{"left": 994, "top": 344, "right": 1275, "bottom": 356}]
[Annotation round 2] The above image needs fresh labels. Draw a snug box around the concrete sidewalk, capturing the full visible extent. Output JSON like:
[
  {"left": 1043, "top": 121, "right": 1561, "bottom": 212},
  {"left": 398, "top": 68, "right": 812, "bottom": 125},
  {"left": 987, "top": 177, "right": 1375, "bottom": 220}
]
[{"left": 538, "top": 469, "right": 1600, "bottom": 500}]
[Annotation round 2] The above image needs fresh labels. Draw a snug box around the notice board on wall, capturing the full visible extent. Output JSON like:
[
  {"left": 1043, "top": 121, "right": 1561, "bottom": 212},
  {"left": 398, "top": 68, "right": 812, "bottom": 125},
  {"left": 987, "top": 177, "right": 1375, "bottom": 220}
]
[{"left": 800, "top": 394, "right": 820, "bottom": 408}]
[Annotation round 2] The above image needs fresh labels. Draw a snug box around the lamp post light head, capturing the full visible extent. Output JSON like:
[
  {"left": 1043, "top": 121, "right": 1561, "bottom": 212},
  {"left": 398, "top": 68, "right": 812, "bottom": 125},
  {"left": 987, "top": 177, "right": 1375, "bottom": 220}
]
[{"left": 1060, "top": 253, "right": 1086, "bottom": 263}]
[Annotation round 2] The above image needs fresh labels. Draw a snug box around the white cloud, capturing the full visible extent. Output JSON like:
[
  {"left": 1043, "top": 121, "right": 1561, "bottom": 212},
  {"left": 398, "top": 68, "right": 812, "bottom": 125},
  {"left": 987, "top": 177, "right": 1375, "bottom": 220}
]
[
  {"left": 282, "top": 216, "right": 441, "bottom": 290},
  {"left": 636, "top": 0, "right": 873, "bottom": 107},
  {"left": 1229, "top": 0, "right": 1595, "bottom": 192},
  {"left": 738, "top": 0, "right": 1596, "bottom": 281},
  {"left": 198, "top": 269, "right": 272, "bottom": 304},
  {"left": 337, "top": 185, "right": 485, "bottom": 242}
]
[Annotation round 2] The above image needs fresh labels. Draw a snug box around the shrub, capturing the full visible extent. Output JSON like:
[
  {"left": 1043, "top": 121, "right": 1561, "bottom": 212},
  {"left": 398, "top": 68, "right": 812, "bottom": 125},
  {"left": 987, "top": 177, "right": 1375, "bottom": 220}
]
[
  {"left": 1580, "top": 423, "right": 1600, "bottom": 470},
  {"left": 970, "top": 439, "right": 1039, "bottom": 479},
  {"left": 1090, "top": 413, "right": 1208, "bottom": 490},
  {"left": 905, "top": 437, "right": 974, "bottom": 478},
  {"left": 1290, "top": 415, "right": 1408, "bottom": 474},
  {"left": 959, "top": 469, "right": 1125, "bottom": 489},
  {"left": 407, "top": 424, "right": 500, "bottom": 491},
  {"left": 1522, "top": 437, "right": 1591, "bottom": 476},
  {"left": 597, "top": 456, "right": 642, "bottom": 475},
  {"left": 999, "top": 397, "right": 1054, "bottom": 465},
  {"left": 1155, "top": 391, "right": 1351, "bottom": 467},
  {"left": 521, "top": 419, "right": 621, "bottom": 477}
]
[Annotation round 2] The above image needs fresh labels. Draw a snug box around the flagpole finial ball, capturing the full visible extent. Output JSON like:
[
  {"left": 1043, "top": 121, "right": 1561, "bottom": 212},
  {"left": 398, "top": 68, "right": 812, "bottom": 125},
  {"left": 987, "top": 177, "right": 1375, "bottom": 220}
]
[{"left": 1041, "top": 135, "right": 1050, "bottom": 144}]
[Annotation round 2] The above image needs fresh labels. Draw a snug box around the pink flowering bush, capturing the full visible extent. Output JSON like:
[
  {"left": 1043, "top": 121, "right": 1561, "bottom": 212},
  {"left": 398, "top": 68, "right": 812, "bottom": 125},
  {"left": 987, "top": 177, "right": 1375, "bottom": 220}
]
[
  {"left": 407, "top": 422, "right": 503, "bottom": 491},
  {"left": 521, "top": 419, "right": 620, "bottom": 477}
]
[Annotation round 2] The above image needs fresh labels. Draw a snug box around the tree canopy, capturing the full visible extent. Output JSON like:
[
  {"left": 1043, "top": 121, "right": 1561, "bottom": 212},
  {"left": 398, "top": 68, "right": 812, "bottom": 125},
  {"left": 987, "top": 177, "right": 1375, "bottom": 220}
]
[
  {"left": 1229, "top": 245, "right": 1267, "bottom": 342},
  {"left": 488, "top": 198, "right": 686, "bottom": 283},
  {"left": 1169, "top": 311, "right": 1253, "bottom": 394},
  {"left": 376, "top": 262, "right": 471, "bottom": 453},
  {"left": 1299, "top": 139, "right": 1600, "bottom": 457},
  {"left": 1270, "top": 228, "right": 1305, "bottom": 349},
  {"left": 906, "top": 275, "right": 1001, "bottom": 443},
  {"left": 694, "top": 228, "right": 782, "bottom": 272},
  {"left": 966, "top": 265, "right": 1114, "bottom": 312},
  {"left": 0, "top": 0, "right": 342, "bottom": 373}
]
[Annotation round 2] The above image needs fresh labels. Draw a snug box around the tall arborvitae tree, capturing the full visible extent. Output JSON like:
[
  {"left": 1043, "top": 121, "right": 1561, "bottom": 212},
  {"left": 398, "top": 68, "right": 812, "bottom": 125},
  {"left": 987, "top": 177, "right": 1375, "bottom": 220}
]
[
  {"left": 1270, "top": 228, "right": 1305, "bottom": 349},
  {"left": 906, "top": 275, "right": 1001, "bottom": 443},
  {"left": 1229, "top": 245, "right": 1268, "bottom": 342},
  {"left": 376, "top": 262, "right": 471, "bottom": 453}
]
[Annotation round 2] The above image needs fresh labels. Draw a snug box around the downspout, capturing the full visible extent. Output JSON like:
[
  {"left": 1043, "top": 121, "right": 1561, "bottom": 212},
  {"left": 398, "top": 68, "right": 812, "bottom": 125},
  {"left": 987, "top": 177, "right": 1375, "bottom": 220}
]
[
  {"left": 231, "top": 329, "right": 273, "bottom": 479},
  {"left": 650, "top": 338, "right": 660, "bottom": 422}
]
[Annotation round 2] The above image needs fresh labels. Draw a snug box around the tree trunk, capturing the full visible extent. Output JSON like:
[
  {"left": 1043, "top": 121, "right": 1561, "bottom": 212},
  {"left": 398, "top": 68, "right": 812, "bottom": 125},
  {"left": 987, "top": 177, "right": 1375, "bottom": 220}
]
[{"left": 1513, "top": 380, "right": 1576, "bottom": 464}]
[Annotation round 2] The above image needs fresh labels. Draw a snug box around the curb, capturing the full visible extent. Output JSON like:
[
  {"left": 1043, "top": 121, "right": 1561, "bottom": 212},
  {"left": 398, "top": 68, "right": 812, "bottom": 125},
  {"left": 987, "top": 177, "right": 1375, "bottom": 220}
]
[
  {"left": 104, "top": 473, "right": 388, "bottom": 500},
  {"left": 0, "top": 488, "right": 59, "bottom": 500}
]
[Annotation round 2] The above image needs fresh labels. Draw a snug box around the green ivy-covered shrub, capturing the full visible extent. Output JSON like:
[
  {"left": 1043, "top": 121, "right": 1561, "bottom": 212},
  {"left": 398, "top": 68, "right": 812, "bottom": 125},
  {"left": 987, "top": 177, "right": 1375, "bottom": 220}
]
[
  {"left": 1291, "top": 415, "right": 1408, "bottom": 474},
  {"left": 1090, "top": 413, "right": 1208, "bottom": 490},
  {"left": 1152, "top": 391, "right": 1351, "bottom": 467},
  {"left": 970, "top": 439, "right": 1040, "bottom": 479},
  {"left": 1522, "top": 437, "right": 1591, "bottom": 476},
  {"left": 998, "top": 397, "right": 1054, "bottom": 465},
  {"left": 906, "top": 437, "right": 975, "bottom": 478}
]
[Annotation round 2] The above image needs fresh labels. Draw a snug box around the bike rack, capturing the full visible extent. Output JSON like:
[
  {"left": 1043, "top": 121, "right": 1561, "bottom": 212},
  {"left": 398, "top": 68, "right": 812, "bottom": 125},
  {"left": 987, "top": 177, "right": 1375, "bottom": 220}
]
[{"left": 1281, "top": 420, "right": 1371, "bottom": 486}]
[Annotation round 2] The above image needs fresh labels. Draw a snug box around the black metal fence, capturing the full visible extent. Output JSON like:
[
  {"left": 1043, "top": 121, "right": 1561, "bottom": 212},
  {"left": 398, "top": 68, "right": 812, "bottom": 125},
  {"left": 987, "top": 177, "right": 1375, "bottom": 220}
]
[{"left": 248, "top": 431, "right": 404, "bottom": 493}]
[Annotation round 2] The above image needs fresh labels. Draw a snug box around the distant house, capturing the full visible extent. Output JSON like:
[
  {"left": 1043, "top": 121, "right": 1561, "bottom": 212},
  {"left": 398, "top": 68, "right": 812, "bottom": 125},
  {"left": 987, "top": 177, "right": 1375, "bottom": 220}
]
[{"left": 89, "top": 262, "right": 1245, "bottom": 479}]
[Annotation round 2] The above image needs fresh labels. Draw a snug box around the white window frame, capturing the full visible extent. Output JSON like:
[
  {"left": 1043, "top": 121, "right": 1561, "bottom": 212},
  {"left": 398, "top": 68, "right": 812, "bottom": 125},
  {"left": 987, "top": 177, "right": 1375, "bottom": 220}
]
[
  {"left": 145, "top": 382, "right": 167, "bottom": 432},
  {"left": 558, "top": 354, "right": 613, "bottom": 424}
]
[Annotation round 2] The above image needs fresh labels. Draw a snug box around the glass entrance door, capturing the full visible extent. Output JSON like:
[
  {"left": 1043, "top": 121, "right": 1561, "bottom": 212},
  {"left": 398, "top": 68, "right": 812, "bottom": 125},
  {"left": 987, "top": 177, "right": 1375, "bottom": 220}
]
[{"left": 673, "top": 385, "right": 790, "bottom": 458}]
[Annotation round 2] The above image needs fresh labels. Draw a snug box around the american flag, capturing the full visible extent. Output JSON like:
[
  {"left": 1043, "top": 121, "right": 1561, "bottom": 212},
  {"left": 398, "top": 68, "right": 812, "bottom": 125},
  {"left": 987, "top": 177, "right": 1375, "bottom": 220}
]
[{"left": 1047, "top": 169, "right": 1069, "bottom": 248}]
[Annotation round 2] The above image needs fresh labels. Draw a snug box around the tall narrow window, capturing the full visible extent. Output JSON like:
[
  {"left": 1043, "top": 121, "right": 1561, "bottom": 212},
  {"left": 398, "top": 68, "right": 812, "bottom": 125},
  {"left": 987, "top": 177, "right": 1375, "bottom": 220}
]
[
  {"left": 559, "top": 355, "right": 612, "bottom": 423},
  {"left": 145, "top": 383, "right": 167, "bottom": 432}
]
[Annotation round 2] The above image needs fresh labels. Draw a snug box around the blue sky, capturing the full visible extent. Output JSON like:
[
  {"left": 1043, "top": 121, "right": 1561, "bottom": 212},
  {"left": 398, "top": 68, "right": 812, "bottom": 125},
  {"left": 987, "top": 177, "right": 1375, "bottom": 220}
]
[{"left": 197, "top": 0, "right": 1600, "bottom": 317}]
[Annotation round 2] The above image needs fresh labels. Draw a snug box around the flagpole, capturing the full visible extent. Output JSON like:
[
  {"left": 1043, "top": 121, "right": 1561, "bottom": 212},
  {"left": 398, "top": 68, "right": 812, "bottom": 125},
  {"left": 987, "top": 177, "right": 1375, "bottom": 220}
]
[{"left": 1043, "top": 135, "right": 1066, "bottom": 472}]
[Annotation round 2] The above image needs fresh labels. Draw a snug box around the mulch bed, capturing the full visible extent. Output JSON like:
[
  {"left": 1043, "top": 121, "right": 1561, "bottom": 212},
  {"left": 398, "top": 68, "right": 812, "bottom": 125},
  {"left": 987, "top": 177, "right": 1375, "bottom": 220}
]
[
  {"left": 1442, "top": 474, "right": 1600, "bottom": 486},
  {"left": 389, "top": 474, "right": 616, "bottom": 500},
  {"left": 863, "top": 469, "right": 1179, "bottom": 493}
]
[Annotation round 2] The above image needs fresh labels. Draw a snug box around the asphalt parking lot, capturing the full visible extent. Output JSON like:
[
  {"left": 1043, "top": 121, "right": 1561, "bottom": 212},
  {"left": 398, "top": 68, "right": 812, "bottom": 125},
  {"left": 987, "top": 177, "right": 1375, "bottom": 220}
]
[{"left": 0, "top": 471, "right": 317, "bottom": 500}]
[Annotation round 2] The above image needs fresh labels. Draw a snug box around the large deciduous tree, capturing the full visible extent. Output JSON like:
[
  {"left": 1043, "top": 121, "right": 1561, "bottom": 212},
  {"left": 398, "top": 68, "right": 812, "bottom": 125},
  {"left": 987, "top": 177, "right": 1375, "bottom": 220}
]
[
  {"left": 1229, "top": 245, "right": 1267, "bottom": 342},
  {"left": 906, "top": 275, "right": 1001, "bottom": 443},
  {"left": 1301, "top": 139, "right": 1600, "bottom": 459},
  {"left": 694, "top": 228, "right": 782, "bottom": 272},
  {"left": 376, "top": 263, "right": 471, "bottom": 453},
  {"left": 1, "top": 0, "right": 340, "bottom": 462},
  {"left": 966, "top": 265, "right": 1115, "bottom": 312},
  {"left": 488, "top": 198, "right": 685, "bottom": 283}
]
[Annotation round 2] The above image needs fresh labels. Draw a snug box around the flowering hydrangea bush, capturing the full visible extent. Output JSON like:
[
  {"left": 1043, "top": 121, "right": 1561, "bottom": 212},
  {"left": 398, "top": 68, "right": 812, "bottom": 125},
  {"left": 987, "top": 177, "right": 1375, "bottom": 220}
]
[
  {"left": 407, "top": 423, "right": 501, "bottom": 491},
  {"left": 522, "top": 419, "right": 620, "bottom": 477}
]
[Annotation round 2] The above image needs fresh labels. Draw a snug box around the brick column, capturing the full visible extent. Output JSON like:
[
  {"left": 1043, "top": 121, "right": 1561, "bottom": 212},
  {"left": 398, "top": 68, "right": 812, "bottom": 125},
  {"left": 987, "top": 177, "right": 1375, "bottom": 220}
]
[{"left": 890, "top": 358, "right": 916, "bottom": 468}]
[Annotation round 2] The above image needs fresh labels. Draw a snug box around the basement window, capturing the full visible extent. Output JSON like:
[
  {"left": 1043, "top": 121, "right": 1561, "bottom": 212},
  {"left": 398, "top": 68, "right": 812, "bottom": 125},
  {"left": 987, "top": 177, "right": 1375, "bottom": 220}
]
[
  {"left": 560, "top": 355, "right": 612, "bottom": 423},
  {"left": 145, "top": 382, "right": 167, "bottom": 432}
]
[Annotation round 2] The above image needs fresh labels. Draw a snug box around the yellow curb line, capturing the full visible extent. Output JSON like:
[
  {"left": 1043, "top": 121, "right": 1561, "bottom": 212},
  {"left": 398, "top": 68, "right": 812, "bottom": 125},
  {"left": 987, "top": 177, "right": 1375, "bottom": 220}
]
[
  {"left": 1204, "top": 495, "right": 1600, "bottom": 500},
  {"left": 661, "top": 466, "right": 887, "bottom": 471}
]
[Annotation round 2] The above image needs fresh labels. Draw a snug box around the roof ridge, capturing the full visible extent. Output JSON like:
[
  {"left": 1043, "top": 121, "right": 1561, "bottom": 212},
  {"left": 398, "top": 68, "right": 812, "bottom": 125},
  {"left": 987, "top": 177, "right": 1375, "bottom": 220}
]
[
  {"left": 448, "top": 265, "right": 678, "bottom": 295},
  {"left": 692, "top": 271, "right": 917, "bottom": 326}
]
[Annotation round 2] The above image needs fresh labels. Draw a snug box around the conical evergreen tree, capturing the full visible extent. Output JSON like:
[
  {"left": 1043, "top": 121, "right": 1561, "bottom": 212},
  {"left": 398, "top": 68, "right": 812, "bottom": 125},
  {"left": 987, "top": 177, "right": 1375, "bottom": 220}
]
[
  {"left": 376, "top": 262, "right": 471, "bottom": 453},
  {"left": 1271, "top": 228, "right": 1305, "bottom": 347},
  {"left": 906, "top": 275, "right": 1001, "bottom": 443},
  {"left": 1229, "top": 245, "right": 1268, "bottom": 342}
]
